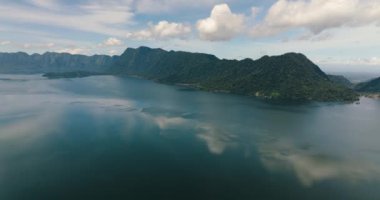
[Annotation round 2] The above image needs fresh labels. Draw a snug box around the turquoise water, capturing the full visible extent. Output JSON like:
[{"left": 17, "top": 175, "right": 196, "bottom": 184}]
[{"left": 0, "top": 74, "right": 380, "bottom": 200}]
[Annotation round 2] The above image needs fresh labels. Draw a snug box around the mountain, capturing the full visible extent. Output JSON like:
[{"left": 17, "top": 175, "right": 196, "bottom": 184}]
[
  {"left": 0, "top": 52, "right": 113, "bottom": 74},
  {"left": 111, "top": 47, "right": 358, "bottom": 102},
  {"left": 0, "top": 47, "right": 359, "bottom": 102},
  {"left": 355, "top": 77, "right": 380, "bottom": 92},
  {"left": 328, "top": 75, "right": 354, "bottom": 88}
]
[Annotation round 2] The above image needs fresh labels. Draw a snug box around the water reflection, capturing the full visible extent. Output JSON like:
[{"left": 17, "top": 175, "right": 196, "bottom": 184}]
[
  {"left": 139, "top": 93, "right": 380, "bottom": 188},
  {"left": 258, "top": 136, "right": 380, "bottom": 187},
  {"left": 0, "top": 109, "right": 60, "bottom": 143},
  {"left": 196, "top": 125, "right": 238, "bottom": 155},
  {"left": 1, "top": 74, "right": 380, "bottom": 199},
  {"left": 141, "top": 106, "right": 239, "bottom": 155}
]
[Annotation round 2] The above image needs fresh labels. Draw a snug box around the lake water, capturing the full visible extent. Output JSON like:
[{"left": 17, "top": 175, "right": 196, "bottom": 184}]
[{"left": 0, "top": 74, "right": 380, "bottom": 200}]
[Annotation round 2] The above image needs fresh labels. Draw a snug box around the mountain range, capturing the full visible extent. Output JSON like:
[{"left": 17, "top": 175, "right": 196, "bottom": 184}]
[
  {"left": 0, "top": 46, "right": 374, "bottom": 102},
  {"left": 0, "top": 52, "right": 113, "bottom": 74},
  {"left": 355, "top": 77, "right": 380, "bottom": 92}
]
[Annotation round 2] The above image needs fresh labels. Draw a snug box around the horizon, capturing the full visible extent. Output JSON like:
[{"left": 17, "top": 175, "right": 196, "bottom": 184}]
[{"left": 1, "top": 0, "right": 380, "bottom": 73}]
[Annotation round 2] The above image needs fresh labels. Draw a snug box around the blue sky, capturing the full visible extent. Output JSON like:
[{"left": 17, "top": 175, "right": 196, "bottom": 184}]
[{"left": 1, "top": 0, "right": 380, "bottom": 72}]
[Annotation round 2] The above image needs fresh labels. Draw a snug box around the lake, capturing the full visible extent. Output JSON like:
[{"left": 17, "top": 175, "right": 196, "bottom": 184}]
[{"left": 0, "top": 74, "right": 380, "bottom": 200}]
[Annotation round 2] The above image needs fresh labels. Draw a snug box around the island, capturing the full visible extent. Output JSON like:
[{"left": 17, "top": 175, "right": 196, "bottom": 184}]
[{"left": 43, "top": 71, "right": 107, "bottom": 79}]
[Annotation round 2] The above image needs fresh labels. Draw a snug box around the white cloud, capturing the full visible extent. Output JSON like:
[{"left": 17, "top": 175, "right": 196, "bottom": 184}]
[
  {"left": 319, "top": 57, "right": 380, "bottom": 66},
  {"left": 29, "top": 0, "right": 59, "bottom": 10},
  {"left": 283, "top": 32, "right": 334, "bottom": 42},
  {"left": 0, "top": 1, "right": 134, "bottom": 37},
  {"left": 250, "top": 7, "right": 261, "bottom": 19},
  {"left": 57, "top": 48, "right": 85, "bottom": 55},
  {"left": 102, "top": 37, "right": 123, "bottom": 46},
  {"left": 252, "top": 0, "right": 380, "bottom": 37},
  {"left": 108, "top": 49, "right": 119, "bottom": 55},
  {"left": 126, "top": 21, "right": 191, "bottom": 40},
  {"left": 0, "top": 41, "right": 11, "bottom": 45},
  {"left": 46, "top": 42, "right": 55, "bottom": 47},
  {"left": 23, "top": 43, "right": 31, "bottom": 49},
  {"left": 134, "top": 0, "right": 223, "bottom": 14},
  {"left": 21, "top": 42, "right": 55, "bottom": 49},
  {"left": 196, "top": 4, "right": 245, "bottom": 41}
]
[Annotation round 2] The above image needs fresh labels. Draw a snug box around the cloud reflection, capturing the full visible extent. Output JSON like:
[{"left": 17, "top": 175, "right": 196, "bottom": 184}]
[
  {"left": 196, "top": 125, "right": 238, "bottom": 155},
  {"left": 142, "top": 107, "right": 238, "bottom": 155},
  {"left": 154, "top": 116, "right": 189, "bottom": 130},
  {"left": 0, "top": 109, "right": 61, "bottom": 140},
  {"left": 0, "top": 75, "right": 136, "bottom": 141},
  {"left": 258, "top": 138, "right": 380, "bottom": 187}
]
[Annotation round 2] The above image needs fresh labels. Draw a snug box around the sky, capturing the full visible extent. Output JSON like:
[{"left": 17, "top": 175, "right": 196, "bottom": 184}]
[{"left": 1, "top": 0, "right": 380, "bottom": 73}]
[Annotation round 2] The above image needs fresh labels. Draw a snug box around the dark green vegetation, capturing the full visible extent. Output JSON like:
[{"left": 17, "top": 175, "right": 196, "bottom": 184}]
[
  {"left": 0, "top": 47, "right": 360, "bottom": 102},
  {"left": 328, "top": 75, "right": 354, "bottom": 88},
  {"left": 0, "top": 52, "right": 113, "bottom": 73},
  {"left": 112, "top": 47, "right": 359, "bottom": 102},
  {"left": 43, "top": 71, "right": 106, "bottom": 79},
  {"left": 355, "top": 77, "right": 380, "bottom": 92}
]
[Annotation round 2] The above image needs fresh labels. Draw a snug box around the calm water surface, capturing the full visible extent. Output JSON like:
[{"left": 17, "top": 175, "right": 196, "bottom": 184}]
[{"left": 0, "top": 74, "right": 380, "bottom": 200}]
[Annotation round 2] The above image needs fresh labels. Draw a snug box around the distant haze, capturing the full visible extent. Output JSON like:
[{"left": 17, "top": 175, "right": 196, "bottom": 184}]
[{"left": 320, "top": 64, "right": 380, "bottom": 82}]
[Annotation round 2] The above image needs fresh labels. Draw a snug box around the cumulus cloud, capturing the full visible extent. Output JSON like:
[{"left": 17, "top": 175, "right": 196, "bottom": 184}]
[
  {"left": 102, "top": 37, "right": 123, "bottom": 46},
  {"left": 126, "top": 21, "right": 191, "bottom": 40},
  {"left": 252, "top": 0, "right": 380, "bottom": 37},
  {"left": 196, "top": 4, "right": 245, "bottom": 41}
]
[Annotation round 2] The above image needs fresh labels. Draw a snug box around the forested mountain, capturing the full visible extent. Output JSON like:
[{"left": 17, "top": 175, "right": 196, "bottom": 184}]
[
  {"left": 0, "top": 52, "right": 113, "bottom": 73},
  {"left": 111, "top": 47, "right": 358, "bottom": 102},
  {"left": 328, "top": 75, "right": 354, "bottom": 88},
  {"left": 0, "top": 47, "right": 359, "bottom": 102},
  {"left": 355, "top": 77, "right": 380, "bottom": 92}
]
